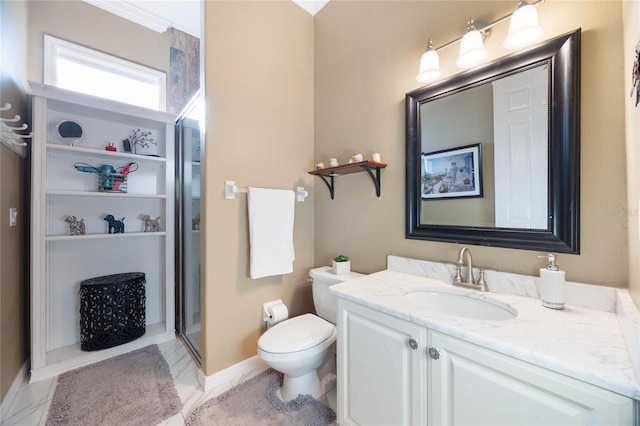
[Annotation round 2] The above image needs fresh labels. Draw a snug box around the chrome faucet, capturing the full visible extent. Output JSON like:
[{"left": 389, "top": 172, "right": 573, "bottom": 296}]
[
  {"left": 452, "top": 247, "right": 489, "bottom": 291},
  {"left": 457, "top": 247, "right": 474, "bottom": 285}
]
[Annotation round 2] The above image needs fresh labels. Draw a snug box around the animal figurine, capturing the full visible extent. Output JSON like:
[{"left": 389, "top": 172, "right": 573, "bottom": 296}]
[
  {"left": 65, "top": 216, "right": 86, "bottom": 236},
  {"left": 104, "top": 214, "right": 125, "bottom": 234},
  {"left": 140, "top": 214, "right": 162, "bottom": 232}
]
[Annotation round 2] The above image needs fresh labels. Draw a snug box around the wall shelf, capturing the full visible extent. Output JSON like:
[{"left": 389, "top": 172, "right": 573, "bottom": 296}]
[
  {"left": 308, "top": 160, "right": 387, "bottom": 199},
  {"left": 47, "top": 143, "right": 166, "bottom": 163},
  {"left": 46, "top": 231, "right": 166, "bottom": 241},
  {"left": 46, "top": 190, "right": 166, "bottom": 199}
]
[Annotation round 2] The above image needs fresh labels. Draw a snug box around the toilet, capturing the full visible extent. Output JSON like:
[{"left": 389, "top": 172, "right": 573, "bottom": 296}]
[{"left": 257, "top": 266, "right": 364, "bottom": 401}]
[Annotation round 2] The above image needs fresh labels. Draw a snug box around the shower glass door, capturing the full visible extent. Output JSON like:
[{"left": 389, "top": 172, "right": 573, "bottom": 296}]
[{"left": 176, "top": 92, "right": 203, "bottom": 359}]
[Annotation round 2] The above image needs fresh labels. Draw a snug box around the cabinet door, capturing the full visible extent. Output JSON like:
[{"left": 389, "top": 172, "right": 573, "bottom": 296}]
[
  {"left": 429, "top": 331, "right": 634, "bottom": 425},
  {"left": 337, "top": 299, "right": 427, "bottom": 426}
]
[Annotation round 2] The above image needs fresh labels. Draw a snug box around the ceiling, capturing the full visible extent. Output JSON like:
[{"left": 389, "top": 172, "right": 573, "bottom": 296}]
[{"left": 83, "top": 0, "right": 330, "bottom": 39}]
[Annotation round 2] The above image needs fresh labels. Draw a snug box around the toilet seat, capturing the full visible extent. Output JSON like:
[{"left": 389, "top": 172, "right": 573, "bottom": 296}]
[{"left": 258, "top": 313, "right": 335, "bottom": 354}]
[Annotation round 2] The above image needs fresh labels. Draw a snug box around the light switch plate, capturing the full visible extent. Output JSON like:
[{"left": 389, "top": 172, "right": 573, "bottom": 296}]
[{"left": 9, "top": 208, "right": 17, "bottom": 227}]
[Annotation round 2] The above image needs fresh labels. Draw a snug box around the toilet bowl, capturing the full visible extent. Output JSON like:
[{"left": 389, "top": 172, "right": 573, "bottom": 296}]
[
  {"left": 257, "top": 267, "right": 364, "bottom": 401},
  {"left": 258, "top": 313, "right": 337, "bottom": 400}
]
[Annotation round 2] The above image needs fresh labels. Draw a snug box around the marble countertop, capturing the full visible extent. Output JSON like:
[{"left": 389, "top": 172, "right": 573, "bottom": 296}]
[{"left": 329, "top": 269, "right": 640, "bottom": 400}]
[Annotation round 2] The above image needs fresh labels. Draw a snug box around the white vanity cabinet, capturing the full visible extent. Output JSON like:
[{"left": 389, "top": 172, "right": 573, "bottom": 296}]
[
  {"left": 428, "top": 331, "right": 635, "bottom": 425},
  {"left": 29, "top": 82, "right": 176, "bottom": 381},
  {"left": 337, "top": 298, "right": 636, "bottom": 426},
  {"left": 337, "top": 299, "right": 427, "bottom": 426}
]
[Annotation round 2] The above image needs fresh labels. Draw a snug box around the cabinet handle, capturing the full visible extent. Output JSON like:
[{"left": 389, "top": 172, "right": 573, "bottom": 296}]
[
  {"left": 428, "top": 347, "right": 440, "bottom": 360},
  {"left": 408, "top": 338, "right": 419, "bottom": 350}
]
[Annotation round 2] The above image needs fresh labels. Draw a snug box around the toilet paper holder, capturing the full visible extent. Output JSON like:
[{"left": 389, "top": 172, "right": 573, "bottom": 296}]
[{"left": 263, "top": 299, "right": 287, "bottom": 323}]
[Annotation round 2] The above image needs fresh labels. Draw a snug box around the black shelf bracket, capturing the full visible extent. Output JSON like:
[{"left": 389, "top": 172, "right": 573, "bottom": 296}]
[
  {"left": 314, "top": 165, "right": 384, "bottom": 200},
  {"left": 317, "top": 174, "right": 336, "bottom": 199},
  {"left": 361, "top": 165, "right": 382, "bottom": 197}
]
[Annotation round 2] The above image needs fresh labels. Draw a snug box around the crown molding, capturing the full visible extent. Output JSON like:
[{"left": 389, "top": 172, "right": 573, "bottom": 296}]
[
  {"left": 292, "top": 0, "right": 330, "bottom": 16},
  {"left": 82, "top": 0, "right": 171, "bottom": 34}
]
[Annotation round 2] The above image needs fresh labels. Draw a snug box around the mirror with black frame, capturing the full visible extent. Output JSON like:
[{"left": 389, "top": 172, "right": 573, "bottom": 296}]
[{"left": 406, "top": 29, "right": 580, "bottom": 253}]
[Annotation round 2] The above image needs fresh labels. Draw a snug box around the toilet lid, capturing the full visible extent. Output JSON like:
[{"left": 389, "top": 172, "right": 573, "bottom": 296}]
[{"left": 258, "top": 313, "right": 335, "bottom": 354}]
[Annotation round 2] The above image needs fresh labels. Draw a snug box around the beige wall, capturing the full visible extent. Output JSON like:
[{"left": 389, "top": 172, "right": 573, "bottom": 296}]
[
  {"left": 624, "top": 0, "right": 640, "bottom": 307},
  {"left": 314, "top": 0, "right": 628, "bottom": 288},
  {"left": 202, "top": 1, "right": 315, "bottom": 375},
  {"left": 0, "top": 0, "right": 29, "bottom": 403},
  {"left": 0, "top": 146, "right": 28, "bottom": 402},
  {"left": 27, "top": 0, "right": 169, "bottom": 85}
]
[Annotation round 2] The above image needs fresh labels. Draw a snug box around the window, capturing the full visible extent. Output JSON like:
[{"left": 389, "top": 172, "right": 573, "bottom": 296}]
[{"left": 44, "top": 35, "right": 166, "bottom": 111}]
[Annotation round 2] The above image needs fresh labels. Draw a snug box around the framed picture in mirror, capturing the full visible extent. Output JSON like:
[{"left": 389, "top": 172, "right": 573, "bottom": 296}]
[{"left": 421, "top": 143, "right": 482, "bottom": 200}]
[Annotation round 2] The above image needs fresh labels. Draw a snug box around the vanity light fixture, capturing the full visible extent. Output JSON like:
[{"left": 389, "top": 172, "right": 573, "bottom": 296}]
[
  {"left": 415, "top": 0, "right": 544, "bottom": 82},
  {"left": 504, "top": 0, "right": 543, "bottom": 49},
  {"left": 416, "top": 38, "right": 442, "bottom": 83},
  {"left": 456, "top": 18, "right": 489, "bottom": 69}
]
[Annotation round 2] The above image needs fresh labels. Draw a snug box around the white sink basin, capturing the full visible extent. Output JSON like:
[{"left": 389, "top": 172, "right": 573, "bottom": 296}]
[{"left": 404, "top": 289, "right": 517, "bottom": 321}]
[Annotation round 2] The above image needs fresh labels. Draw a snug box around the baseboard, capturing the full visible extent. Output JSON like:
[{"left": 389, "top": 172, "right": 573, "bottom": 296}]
[
  {"left": 0, "top": 358, "right": 29, "bottom": 423},
  {"left": 197, "top": 355, "right": 268, "bottom": 395}
]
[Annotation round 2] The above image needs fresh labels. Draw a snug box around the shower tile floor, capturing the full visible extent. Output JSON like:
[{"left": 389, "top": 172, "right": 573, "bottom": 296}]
[{"left": 1, "top": 339, "right": 338, "bottom": 425}]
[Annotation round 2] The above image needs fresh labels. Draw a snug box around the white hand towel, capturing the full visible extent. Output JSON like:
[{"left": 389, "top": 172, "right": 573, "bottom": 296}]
[{"left": 248, "top": 187, "right": 295, "bottom": 279}]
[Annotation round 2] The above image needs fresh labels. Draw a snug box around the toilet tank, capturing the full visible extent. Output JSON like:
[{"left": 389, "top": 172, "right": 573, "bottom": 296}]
[{"left": 310, "top": 266, "right": 365, "bottom": 324}]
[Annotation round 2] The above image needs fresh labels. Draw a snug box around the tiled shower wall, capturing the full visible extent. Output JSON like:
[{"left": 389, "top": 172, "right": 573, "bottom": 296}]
[{"left": 169, "top": 28, "right": 200, "bottom": 115}]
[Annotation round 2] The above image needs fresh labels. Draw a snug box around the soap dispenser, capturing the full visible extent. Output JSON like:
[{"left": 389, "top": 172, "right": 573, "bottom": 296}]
[{"left": 537, "top": 253, "right": 565, "bottom": 310}]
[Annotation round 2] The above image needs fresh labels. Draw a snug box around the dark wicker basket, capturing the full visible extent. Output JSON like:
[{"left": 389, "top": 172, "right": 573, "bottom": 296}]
[{"left": 79, "top": 272, "right": 146, "bottom": 351}]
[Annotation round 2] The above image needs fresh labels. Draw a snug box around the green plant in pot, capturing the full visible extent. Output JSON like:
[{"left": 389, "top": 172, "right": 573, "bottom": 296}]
[{"left": 333, "top": 254, "right": 350, "bottom": 275}]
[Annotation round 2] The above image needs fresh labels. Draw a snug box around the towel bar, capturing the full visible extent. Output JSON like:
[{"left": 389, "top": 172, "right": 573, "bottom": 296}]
[{"left": 224, "top": 180, "right": 308, "bottom": 202}]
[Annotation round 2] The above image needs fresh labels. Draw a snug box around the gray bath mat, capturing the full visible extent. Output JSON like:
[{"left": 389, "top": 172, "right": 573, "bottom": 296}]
[
  {"left": 186, "top": 369, "right": 336, "bottom": 426},
  {"left": 46, "top": 344, "right": 181, "bottom": 426}
]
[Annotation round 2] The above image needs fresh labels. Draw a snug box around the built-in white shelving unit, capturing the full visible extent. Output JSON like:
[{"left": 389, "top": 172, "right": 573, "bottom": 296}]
[{"left": 29, "top": 82, "right": 177, "bottom": 382}]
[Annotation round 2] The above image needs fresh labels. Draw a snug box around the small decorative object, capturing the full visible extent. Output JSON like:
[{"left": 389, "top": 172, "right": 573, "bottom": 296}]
[
  {"left": 122, "top": 138, "right": 132, "bottom": 153},
  {"left": 74, "top": 163, "right": 117, "bottom": 191},
  {"left": 54, "top": 119, "right": 84, "bottom": 146},
  {"left": 372, "top": 152, "right": 382, "bottom": 162},
  {"left": 348, "top": 158, "right": 354, "bottom": 164},
  {"left": 74, "top": 162, "right": 137, "bottom": 193},
  {"left": 124, "top": 128, "right": 156, "bottom": 155},
  {"left": 328, "top": 158, "right": 339, "bottom": 167},
  {"left": 353, "top": 153, "right": 363, "bottom": 162},
  {"left": 65, "top": 215, "right": 86, "bottom": 235},
  {"left": 192, "top": 216, "right": 200, "bottom": 230},
  {"left": 104, "top": 214, "right": 125, "bottom": 234},
  {"left": 105, "top": 142, "right": 116, "bottom": 152},
  {"left": 141, "top": 214, "right": 162, "bottom": 232},
  {"left": 79, "top": 272, "right": 146, "bottom": 351},
  {"left": 315, "top": 162, "right": 325, "bottom": 169},
  {"left": 332, "top": 254, "right": 350, "bottom": 275}
]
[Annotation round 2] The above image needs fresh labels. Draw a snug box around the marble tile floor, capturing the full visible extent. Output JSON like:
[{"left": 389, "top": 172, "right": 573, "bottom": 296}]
[{"left": 1, "top": 338, "right": 338, "bottom": 426}]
